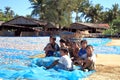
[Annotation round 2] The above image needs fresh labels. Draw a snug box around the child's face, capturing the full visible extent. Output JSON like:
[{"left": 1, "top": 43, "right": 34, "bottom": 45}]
[
  {"left": 60, "top": 50, "right": 65, "bottom": 56},
  {"left": 60, "top": 42, "right": 66, "bottom": 47},
  {"left": 49, "top": 38, "right": 54, "bottom": 43},
  {"left": 86, "top": 47, "right": 93, "bottom": 56},
  {"left": 73, "top": 42, "right": 77, "bottom": 47},
  {"left": 81, "top": 42, "right": 87, "bottom": 49}
]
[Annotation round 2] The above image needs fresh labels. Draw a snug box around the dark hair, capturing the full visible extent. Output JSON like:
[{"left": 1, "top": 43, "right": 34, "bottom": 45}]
[
  {"left": 86, "top": 45, "right": 93, "bottom": 49},
  {"left": 59, "top": 39, "right": 66, "bottom": 43},
  {"left": 50, "top": 35, "right": 56, "bottom": 41},
  {"left": 65, "top": 39, "right": 71, "bottom": 46},
  {"left": 80, "top": 40, "right": 87, "bottom": 44},
  {"left": 60, "top": 48, "right": 68, "bottom": 54}
]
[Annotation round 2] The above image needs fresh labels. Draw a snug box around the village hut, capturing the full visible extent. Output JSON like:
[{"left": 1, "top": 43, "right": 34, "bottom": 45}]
[
  {"left": 69, "top": 22, "right": 109, "bottom": 37},
  {"left": 0, "top": 16, "right": 57, "bottom": 36},
  {"left": 1, "top": 16, "right": 58, "bottom": 36},
  {"left": 44, "top": 22, "right": 59, "bottom": 36}
]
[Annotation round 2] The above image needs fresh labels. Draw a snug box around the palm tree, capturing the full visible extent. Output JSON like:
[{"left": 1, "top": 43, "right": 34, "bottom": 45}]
[
  {"left": 112, "top": 4, "right": 119, "bottom": 19},
  {"left": 5, "top": 7, "right": 11, "bottom": 19},
  {"left": 77, "top": 0, "right": 91, "bottom": 22},
  {"left": 29, "top": 0, "right": 47, "bottom": 19},
  {"left": 10, "top": 10, "right": 14, "bottom": 18},
  {"left": 83, "top": 4, "right": 103, "bottom": 23},
  {"left": 4, "top": 7, "right": 11, "bottom": 16},
  {"left": 102, "top": 3, "right": 120, "bottom": 23},
  {"left": 4, "top": 7, "right": 14, "bottom": 21},
  {"left": 29, "top": 0, "right": 74, "bottom": 28}
]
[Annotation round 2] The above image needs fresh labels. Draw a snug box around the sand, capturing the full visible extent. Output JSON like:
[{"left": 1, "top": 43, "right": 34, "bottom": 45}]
[
  {"left": 86, "top": 39, "right": 120, "bottom": 80},
  {"left": 106, "top": 39, "right": 120, "bottom": 46}
]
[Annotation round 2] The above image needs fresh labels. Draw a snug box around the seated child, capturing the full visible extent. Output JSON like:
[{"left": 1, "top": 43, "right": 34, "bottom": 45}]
[
  {"left": 71, "top": 42, "right": 80, "bottom": 61},
  {"left": 73, "top": 40, "right": 87, "bottom": 65},
  {"left": 44, "top": 36, "right": 60, "bottom": 57},
  {"left": 78, "top": 40, "right": 87, "bottom": 59},
  {"left": 54, "top": 38, "right": 67, "bottom": 57},
  {"left": 46, "top": 48, "right": 73, "bottom": 71},
  {"left": 59, "top": 39, "right": 67, "bottom": 48},
  {"left": 76, "top": 45, "right": 96, "bottom": 71}
]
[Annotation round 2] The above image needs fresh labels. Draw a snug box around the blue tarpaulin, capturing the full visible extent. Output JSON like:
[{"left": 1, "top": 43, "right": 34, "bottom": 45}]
[{"left": 0, "top": 37, "right": 120, "bottom": 80}]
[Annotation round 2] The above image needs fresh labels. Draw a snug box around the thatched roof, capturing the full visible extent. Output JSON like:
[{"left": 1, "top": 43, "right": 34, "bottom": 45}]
[
  {"left": 70, "top": 22, "right": 109, "bottom": 29},
  {"left": 2, "top": 24, "right": 39, "bottom": 31},
  {"left": 1, "top": 16, "right": 57, "bottom": 29},
  {"left": 80, "top": 23, "right": 109, "bottom": 29},
  {"left": 45, "top": 22, "right": 57, "bottom": 29},
  {"left": 2, "top": 16, "right": 47, "bottom": 26},
  {"left": 70, "top": 23, "right": 89, "bottom": 29}
]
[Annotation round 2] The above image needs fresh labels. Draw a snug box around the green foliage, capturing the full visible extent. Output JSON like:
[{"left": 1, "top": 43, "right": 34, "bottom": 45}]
[
  {"left": 101, "top": 4, "right": 120, "bottom": 23},
  {"left": 103, "top": 23, "right": 115, "bottom": 35},
  {"left": 0, "top": 7, "right": 15, "bottom": 22},
  {"left": 29, "top": 0, "right": 120, "bottom": 27},
  {"left": 103, "top": 19, "right": 120, "bottom": 35},
  {"left": 112, "top": 17, "right": 120, "bottom": 33},
  {"left": 29, "top": 0, "right": 85, "bottom": 27}
]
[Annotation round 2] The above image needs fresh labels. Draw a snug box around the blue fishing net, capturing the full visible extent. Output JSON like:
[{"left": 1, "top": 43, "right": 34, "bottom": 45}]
[
  {"left": 0, "top": 37, "right": 120, "bottom": 80},
  {"left": 0, "top": 57, "right": 95, "bottom": 80}
]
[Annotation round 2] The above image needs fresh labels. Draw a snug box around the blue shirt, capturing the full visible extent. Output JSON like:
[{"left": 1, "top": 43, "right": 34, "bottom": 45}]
[{"left": 78, "top": 48, "right": 86, "bottom": 57}]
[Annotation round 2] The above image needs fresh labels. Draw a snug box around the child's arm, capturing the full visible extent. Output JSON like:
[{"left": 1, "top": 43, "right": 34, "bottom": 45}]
[
  {"left": 46, "top": 60, "right": 59, "bottom": 69},
  {"left": 82, "top": 58, "right": 92, "bottom": 69}
]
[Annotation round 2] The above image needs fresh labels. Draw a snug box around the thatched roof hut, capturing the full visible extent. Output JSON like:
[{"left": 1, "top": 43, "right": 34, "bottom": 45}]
[
  {"left": 1, "top": 16, "right": 47, "bottom": 30},
  {"left": 79, "top": 23, "right": 109, "bottom": 29},
  {"left": 0, "top": 16, "right": 58, "bottom": 36},
  {"left": 69, "top": 22, "right": 109, "bottom": 33},
  {"left": 70, "top": 23, "right": 89, "bottom": 30},
  {"left": 70, "top": 22, "right": 109, "bottom": 29}
]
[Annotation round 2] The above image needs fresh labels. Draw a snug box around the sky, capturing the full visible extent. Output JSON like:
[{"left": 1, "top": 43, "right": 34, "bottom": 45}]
[{"left": 0, "top": 0, "right": 120, "bottom": 16}]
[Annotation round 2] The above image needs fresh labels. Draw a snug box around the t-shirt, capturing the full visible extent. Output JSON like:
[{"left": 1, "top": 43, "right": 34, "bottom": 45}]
[
  {"left": 89, "top": 54, "right": 96, "bottom": 63},
  {"left": 44, "top": 43, "right": 60, "bottom": 56},
  {"left": 84, "top": 53, "right": 96, "bottom": 63},
  {"left": 58, "top": 55, "right": 72, "bottom": 69},
  {"left": 46, "top": 43, "right": 60, "bottom": 51},
  {"left": 78, "top": 48, "right": 86, "bottom": 59}
]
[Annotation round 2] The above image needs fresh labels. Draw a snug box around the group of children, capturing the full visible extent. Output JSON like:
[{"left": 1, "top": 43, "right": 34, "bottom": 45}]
[{"left": 44, "top": 36, "right": 96, "bottom": 71}]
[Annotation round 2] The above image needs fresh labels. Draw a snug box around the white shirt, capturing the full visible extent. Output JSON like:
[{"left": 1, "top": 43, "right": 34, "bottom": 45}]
[
  {"left": 58, "top": 55, "right": 72, "bottom": 69},
  {"left": 90, "top": 54, "right": 96, "bottom": 63},
  {"left": 84, "top": 53, "right": 96, "bottom": 63}
]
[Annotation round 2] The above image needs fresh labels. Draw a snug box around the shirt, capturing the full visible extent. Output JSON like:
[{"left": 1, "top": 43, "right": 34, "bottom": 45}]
[
  {"left": 84, "top": 53, "right": 96, "bottom": 63},
  {"left": 78, "top": 48, "right": 86, "bottom": 58},
  {"left": 58, "top": 55, "right": 72, "bottom": 69},
  {"left": 89, "top": 54, "right": 96, "bottom": 63}
]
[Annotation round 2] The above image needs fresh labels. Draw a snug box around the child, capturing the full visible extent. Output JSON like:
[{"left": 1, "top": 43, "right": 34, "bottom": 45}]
[
  {"left": 59, "top": 39, "right": 67, "bottom": 48},
  {"left": 71, "top": 42, "right": 80, "bottom": 61},
  {"left": 78, "top": 40, "right": 87, "bottom": 59},
  {"left": 46, "top": 48, "right": 73, "bottom": 71},
  {"left": 44, "top": 36, "right": 60, "bottom": 57},
  {"left": 54, "top": 39, "right": 67, "bottom": 57},
  {"left": 80, "top": 45, "right": 96, "bottom": 71}
]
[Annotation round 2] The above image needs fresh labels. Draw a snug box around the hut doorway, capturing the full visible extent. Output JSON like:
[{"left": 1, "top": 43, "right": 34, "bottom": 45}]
[{"left": 15, "top": 29, "right": 21, "bottom": 36}]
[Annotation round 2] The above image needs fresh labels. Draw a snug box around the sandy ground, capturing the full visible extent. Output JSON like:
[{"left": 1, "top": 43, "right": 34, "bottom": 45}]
[
  {"left": 86, "top": 39, "right": 120, "bottom": 80},
  {"left": 106, "top": 39, "right": 120, "bottom": 46}
]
